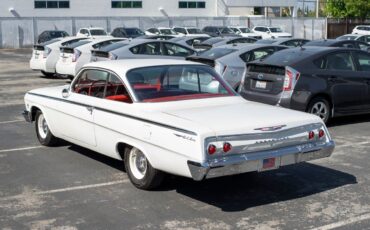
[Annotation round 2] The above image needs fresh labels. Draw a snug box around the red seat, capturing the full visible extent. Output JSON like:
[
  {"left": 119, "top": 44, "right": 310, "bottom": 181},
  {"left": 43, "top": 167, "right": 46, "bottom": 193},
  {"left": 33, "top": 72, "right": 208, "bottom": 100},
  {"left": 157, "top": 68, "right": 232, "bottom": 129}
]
[{"left": 105, "top": 95, "right": 132, "bottom": 103}]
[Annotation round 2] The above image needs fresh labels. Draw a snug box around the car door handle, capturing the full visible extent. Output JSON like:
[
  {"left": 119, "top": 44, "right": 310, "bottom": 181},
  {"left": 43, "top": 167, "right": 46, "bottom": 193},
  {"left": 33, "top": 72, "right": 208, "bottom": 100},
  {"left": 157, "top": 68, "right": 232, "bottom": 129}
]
[
  {"left": 86, "top": 106, "right": 93, "bottom": 114},
  {"left": 328, "top": 76, "right": 338, "bottom": 82}
]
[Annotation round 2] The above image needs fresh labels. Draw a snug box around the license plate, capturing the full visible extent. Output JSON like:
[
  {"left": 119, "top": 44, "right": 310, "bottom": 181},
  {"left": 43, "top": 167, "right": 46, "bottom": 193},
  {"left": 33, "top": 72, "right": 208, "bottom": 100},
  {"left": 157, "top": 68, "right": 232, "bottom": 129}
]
[
  {"left": 259, "top": 157, "right": 279, "bottom": 171},
  {"left": 255, "top": 80, "right": 267, "bottom": 89}
]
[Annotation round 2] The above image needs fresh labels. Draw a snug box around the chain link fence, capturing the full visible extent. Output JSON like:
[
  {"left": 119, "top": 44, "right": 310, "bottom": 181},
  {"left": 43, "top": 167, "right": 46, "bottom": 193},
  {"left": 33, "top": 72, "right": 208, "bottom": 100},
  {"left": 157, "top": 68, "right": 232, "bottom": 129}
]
[{"left": 0, "top": 16, "right": 327, "bottom": 48}]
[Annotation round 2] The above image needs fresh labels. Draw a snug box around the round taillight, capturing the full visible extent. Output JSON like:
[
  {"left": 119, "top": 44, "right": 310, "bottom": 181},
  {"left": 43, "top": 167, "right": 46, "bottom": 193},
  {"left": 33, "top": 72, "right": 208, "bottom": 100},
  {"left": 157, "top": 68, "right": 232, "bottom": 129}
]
[
  {"left": 318, "top": 129, "right": 325, "bottom": 138},
  {"left": 223, "top": 142, "right": 232, "bottom": 153},
  {"left": 208, "top": 144, "right": 217, "bottom": 155},
  {"left": 308, "top": 131, "right": 315, "bottom": 140}
]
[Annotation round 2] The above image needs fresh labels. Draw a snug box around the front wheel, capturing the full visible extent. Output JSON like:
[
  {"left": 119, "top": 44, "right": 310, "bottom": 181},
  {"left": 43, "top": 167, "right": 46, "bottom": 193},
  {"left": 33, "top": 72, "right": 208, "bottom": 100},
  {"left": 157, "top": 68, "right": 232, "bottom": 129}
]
[
  {"left": 307, "top": 97, "right": 331, "bottom": 124},
  {"left": 124, "top": 147, "right": 164, "bottom": 190},
  {"left": 35, "top": 110, "right": 58, "bottom": 146}
]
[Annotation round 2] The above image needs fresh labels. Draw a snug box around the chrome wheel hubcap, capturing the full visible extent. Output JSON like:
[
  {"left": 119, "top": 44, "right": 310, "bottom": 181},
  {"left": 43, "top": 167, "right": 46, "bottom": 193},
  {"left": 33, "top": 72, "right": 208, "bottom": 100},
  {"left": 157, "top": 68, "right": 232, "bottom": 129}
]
[
  {"left": 129, "top": 148, "right": 147, "bottom": 180},
  {"left": 311, "top": 102, "right": 328, "bottom": 121},
  {"left": 37, "top": 114, "right": 48, "bottom": 139}
]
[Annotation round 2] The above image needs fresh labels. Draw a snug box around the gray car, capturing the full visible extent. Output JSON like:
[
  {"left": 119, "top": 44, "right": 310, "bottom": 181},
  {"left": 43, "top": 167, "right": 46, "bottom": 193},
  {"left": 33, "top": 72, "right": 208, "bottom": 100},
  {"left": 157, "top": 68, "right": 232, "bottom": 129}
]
[
  {"left": 336, "top": 34, "right": 370, "bottom": 44},
  {"left": 169, "top": 36, "right": 211, "bottom": 49},
  {"left": 255, "top": 38, "right": 310, "bottom": 47},
  {"left": 91, "top": 39, "right": 196, "bottom": 62},
  {"left": 187, "top": 44, "right": 287, "bottom": 90}
]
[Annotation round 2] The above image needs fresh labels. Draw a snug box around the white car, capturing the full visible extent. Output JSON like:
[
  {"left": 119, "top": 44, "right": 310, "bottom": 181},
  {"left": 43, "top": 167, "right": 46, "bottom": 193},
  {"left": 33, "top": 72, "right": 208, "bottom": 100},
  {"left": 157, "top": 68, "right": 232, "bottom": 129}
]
[
  {"left": 145, "top": 27, "right": 182, "bottom": 37},
  {"left": 55, "top": 38, "right": 124, "bottom": 78},
  {"left": 337, "top": 34, "right": 370, "bottom": 44},
  {"left": 30, "top": 37, "right": 88, "bottom": 77},
  {"left": 23, "top": 59, "right": 335, "bottom": 190},
  {"left": 76, "top": 27, "right": 109, "bottom": 38},
  {"left": 172, "top": 27, "right": 210, "bottom": 37},
  {"left": 229, "top": 26, "right": 262, "bottom": 39},
  {"left": 352, "top": 25, "right": 370, "bottom": 35},
  {"left": 252, "top": 26, "right": 292, "bottom": 39}
]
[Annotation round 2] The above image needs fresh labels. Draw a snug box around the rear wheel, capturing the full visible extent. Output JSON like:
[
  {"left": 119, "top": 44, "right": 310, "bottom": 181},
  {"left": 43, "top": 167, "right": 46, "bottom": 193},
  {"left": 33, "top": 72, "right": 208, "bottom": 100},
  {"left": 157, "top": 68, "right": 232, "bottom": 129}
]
[
  {"left": 307, "top": 97, "right": 331, "bottom": 124},
  {"left": 35, "top": 110, "right": 58, "bottom": 146},
  {"left": 41, "top": 71, "right": 55, "bottom": 78},
  {"left": 124, "top": 147, "right": 164, "bottom": 190}
]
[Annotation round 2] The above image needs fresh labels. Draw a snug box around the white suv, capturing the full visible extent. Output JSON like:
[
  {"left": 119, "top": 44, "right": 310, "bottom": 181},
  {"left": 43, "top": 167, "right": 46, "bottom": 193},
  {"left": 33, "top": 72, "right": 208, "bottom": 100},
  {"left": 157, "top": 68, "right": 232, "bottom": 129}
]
[
  {"left": 76, "top": 27, "right": 109, "bottom": 38},
  {"left": 352, "top": 25, "right": 370, "bottom": 35},
  {"left": 229, "top": 26, "right": 262, "bottom": 39},
  {"left": 252, "top": 26, "right": 292, "bottom": 39}
]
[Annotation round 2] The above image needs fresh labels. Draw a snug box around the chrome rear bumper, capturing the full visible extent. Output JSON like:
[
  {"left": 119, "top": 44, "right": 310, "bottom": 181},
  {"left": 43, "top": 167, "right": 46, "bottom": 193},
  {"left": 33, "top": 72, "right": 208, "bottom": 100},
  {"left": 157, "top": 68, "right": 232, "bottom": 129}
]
[{"left": 187, "top": 140, "right": 335, "bottom": 181}]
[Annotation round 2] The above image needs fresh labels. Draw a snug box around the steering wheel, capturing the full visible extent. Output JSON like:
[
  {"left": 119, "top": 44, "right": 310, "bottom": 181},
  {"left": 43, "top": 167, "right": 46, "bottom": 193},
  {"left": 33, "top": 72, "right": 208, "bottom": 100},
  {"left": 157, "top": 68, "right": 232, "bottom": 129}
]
[{"left": 89, "top": 80, "right": 113, "bottom": 97}]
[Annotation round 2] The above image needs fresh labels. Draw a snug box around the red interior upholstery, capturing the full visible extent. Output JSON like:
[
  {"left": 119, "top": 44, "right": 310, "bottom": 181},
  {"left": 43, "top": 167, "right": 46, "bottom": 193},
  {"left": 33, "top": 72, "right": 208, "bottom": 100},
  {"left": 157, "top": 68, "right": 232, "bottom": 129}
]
[{"left": 105, "top": 95, "right": 132, "bottom": 103}]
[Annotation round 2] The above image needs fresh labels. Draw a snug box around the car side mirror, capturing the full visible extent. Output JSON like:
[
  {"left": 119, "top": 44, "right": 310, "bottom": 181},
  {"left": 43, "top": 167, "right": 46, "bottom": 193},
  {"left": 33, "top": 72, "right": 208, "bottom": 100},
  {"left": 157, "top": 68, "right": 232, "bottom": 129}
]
[{"left": 62, "top": 88, "right": 70, "bottom": 98}]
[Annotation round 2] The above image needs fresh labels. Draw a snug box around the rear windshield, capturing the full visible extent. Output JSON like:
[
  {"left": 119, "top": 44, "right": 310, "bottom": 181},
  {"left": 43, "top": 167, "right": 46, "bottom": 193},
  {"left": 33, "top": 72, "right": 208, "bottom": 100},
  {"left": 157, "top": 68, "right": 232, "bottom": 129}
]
[
  {"left": 203, "top": 37, "right": 225, "bottom": 45},
  {"left": 90, "top": 29, "right": 107, "bottom": 36},
  {"left": 160, "top": 29, "right": 177, "bottom": 35},
  {"left": 198, "top": 48, "right": 237, "bottom": 59},
  {"left": 100, "top": 42, "right": 129, "bottom": 52},
  {"left": 126, "top": 65, "right": 234, "bottom": 102},
  {"left": 41, "top": 38, "right": 62, "bottom": 46},
  {"left": 61, "top": 38, "right": 87, "bottom": 47},
  {"left": 257, "top": 48, "right": 314, "bottom": 66},
  {"left": 67, "top": 40, "right": 91, "bottom": 48},
  {"left": 337, "top": 35, "right": 357, "bottom": 41},
  {"left": 256, "top": 39, "right": 276, "bottom": 44}
]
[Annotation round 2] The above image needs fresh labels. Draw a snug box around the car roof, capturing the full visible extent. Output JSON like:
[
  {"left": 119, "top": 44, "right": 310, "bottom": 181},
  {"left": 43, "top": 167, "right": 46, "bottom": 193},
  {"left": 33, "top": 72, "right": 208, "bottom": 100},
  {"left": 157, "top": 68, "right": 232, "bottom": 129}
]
[
  {"left": 84, "top": 59, "right": 204, "bottom": 75},
  {"left": 304, "top": 39, "right": 359, "bottom": 46},
  {"left": 249, "top": 47, "right": 354, "bottom": 67}
]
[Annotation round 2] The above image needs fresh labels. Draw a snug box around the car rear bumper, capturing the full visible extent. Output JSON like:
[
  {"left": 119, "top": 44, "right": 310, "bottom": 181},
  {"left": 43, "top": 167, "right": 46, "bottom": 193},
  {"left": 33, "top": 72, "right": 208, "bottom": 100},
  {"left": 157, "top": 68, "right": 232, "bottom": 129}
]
[
  {"left": 30, "top": 58, "right": 47, "bottom": 71},
  {"left": 56, "top": 61, "right": 77, "bottom": 76},
  {"left": 187, "top": 140, "right": 335, "bottom": 181}
]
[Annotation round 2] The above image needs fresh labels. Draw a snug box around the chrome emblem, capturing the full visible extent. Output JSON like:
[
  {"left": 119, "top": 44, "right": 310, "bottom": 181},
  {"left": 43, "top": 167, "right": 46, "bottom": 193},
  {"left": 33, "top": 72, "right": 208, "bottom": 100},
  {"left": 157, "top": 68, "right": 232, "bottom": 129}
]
[
  {"left": 254, "top": 125, "right": 287, "bottom": 131},
  {"left": 257, "top": 73, "right": 264, "bottom": 80},
  {"left": 255, "top": 136, "right": 290, "bottom": 145}
]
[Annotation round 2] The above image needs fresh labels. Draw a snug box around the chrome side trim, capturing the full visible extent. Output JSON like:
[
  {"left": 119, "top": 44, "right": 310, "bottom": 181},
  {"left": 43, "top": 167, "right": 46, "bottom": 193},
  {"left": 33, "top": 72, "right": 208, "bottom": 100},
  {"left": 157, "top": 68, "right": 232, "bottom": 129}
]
[{"left": 27, "top": 92, "right": 197, "bottom": 136}]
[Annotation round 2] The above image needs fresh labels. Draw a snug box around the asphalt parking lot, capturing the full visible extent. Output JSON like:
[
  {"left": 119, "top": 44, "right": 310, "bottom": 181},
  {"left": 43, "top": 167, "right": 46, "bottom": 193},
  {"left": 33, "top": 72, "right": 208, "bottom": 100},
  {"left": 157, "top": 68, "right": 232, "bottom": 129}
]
[{"left": 0, "top": 49, "right": 370, "bottom": 230}]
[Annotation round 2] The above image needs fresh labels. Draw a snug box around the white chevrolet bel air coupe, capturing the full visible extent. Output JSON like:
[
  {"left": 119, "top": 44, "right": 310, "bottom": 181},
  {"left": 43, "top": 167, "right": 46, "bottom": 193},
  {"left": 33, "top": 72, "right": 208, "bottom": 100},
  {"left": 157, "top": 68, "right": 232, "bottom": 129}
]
[{"left": 23, "top": 59, "right": 335, "bottom": 190}]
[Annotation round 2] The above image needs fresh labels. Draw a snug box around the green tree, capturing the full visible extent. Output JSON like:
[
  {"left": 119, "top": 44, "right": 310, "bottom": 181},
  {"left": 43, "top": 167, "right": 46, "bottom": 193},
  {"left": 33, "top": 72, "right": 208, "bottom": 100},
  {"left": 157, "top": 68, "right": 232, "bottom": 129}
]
[
  {"left": 325, "top": 0, "right": 347, "bottom": 18},
  {"left": 345, "top": 0, "right": 370, "bottom": 20},
  {"left": 325, "top": 0, "right": 370, "bottom": 19}
]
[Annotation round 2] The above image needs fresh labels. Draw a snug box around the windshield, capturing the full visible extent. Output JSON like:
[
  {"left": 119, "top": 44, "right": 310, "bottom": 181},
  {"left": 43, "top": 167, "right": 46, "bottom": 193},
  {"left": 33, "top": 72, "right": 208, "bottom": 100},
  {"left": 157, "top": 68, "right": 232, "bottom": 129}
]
[
  {"left": 239, "top": 28, "right": 251, "bottom": 33},
  {"left": 199, "top": 48, "right": 237, "bottom": 59},
  {"left": 220, "top": 27, "right": 235, "bottom": 34},
  {"left": 125, "top": 28, "right": 145, "bottom": 35},
  {"left": 126, "top": 65, "right": 234, "bottom": 102},
  {"left": 160, "top": 29, "right": 177, "bottom": 35},
  {"left": 187, "top": 28, "right": 202, "bottom": 34},
  {"left": 90, "top": 29, "right": 107, "bottom": 36},
  {"left": 269, "top": 27, "right": 283, "bottom": 33}
]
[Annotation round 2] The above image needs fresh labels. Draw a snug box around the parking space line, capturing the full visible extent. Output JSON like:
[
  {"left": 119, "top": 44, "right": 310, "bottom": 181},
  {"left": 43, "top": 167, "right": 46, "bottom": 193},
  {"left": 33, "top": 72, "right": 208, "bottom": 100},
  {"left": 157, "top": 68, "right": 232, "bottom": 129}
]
[
  {"left": 0, "top": 119, "right": 24, "bottom": 124},
  {"left": 312, "top": 212, "right": 370, "bottom": 230},
  {"left": 0, "top": 146, "right": 43, "bottom": 153},
  {"left": 0, "top": 180, "right": 129, "bottom": 201}
]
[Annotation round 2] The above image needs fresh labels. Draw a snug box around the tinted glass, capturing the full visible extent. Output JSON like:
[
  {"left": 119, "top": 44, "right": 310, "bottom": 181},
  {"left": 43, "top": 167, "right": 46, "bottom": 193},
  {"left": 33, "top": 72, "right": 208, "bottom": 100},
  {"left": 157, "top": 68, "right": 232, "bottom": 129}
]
[
  {"left": 240, "top": 48, "right": 276, "bottom": 63},
  {"left": 90, "top": 29, "right": 107, "bottom": 36},
  {"left": 125, "top": 28, "right": 144, "bottom": 35},
  {"left": 47, "top": 1, "right": 58, "bottom": 8},
  {"left": 126, "top": 65, "right": 233, "bottom": 102},
  {"left": 130, "top": 42, "right": 161, "bottom": 55},
  {"left": 163, "top": 43, "right": 194, "bottom": 57},
  {"left": 160, "top": 29, "right": 177, "bottom": 35},
  {"left": 354, "top": 52, "right": 370, "bottom": 71},
  {"left": 324, "top": 52, "right": 355, "bottom": 71},
  {"left": 187, "top": 28, "right": 202, "bottom": 34},
  {"left": 240, "top": 28, "right": 251, "bottom": 33},
  {"left": 269, "top": 27, "right": 283, "bottom": 32},
  {"left": 199, "top": 48, "right": 237, "bottom": 59},
  {"left": 73, "top": 70, "right": 109, "bottom": 98}
]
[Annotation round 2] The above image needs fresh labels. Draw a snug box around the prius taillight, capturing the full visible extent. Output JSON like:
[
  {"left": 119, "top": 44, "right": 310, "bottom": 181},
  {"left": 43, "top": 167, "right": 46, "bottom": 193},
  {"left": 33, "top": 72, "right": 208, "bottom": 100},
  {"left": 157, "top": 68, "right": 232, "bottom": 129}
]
[{"left": 283, "top": 67, "right": 300, "bottom": 92}]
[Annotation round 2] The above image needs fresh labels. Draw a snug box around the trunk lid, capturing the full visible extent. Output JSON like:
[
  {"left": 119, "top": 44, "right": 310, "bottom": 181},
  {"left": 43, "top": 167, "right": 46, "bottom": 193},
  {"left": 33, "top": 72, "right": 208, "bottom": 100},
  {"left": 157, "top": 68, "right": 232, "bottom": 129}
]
[{"left": 59, "top": 47, "right": 74, "bottom": 64}]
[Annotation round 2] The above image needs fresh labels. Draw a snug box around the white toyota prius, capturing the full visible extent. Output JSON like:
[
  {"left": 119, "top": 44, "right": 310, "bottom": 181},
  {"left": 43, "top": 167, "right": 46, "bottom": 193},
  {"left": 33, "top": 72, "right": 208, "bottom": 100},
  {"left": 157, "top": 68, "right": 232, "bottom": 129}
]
[{"left": 23, "top": 59, "right": 335, "bottom": 190}]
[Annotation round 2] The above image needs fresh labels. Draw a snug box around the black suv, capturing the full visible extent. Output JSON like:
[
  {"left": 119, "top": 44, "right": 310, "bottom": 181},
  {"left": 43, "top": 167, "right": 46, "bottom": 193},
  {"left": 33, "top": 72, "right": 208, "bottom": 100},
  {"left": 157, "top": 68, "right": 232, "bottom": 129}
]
[
  {"left": 37, "top": 30, "right": 69, "bottom": 44},
  {"left": 111, "top": 27, "right": 145, "bottom": 38},
  {"left": 202, "top": 26, "right": 239, "bottom": 37},
  {"left": 239, "top": 47, "right": 370, "bottom": 123}
]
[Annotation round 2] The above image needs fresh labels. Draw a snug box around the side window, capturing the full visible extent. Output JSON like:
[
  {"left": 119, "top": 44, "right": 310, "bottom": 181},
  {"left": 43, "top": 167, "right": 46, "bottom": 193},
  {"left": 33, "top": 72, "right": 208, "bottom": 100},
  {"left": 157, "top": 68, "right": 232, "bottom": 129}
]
[
  {"left": 365, "top": 36, "right": 370, "bottom": 43},
  {"left": 324, "top": 52, "right": 355, "bottom": 71},
  {"left": 73, "top": 69, "right": 109, "bottom": 98},
  {"left": 130, "top": 42, "right": 161, "bottom": 55},
  {"left": 282, "top": 40, "right": 297, "bottom": 47},
  {"left": 354, "top": 52, "right": 370, "bottom": 71},
  {"left": 104, "top": 73, "right": 132, "bottom": 103},
  {"left": 358, "top": 42, "right": 370, "bottom": 50},
  {"left": 340, "top": 42, "right": 355, "bottom": 49},
  {"left": 163, "top": 43, "right": 194, "bottom": 57},
  {"left": 254, "top": 27, "right": 261, "bottom": 32}
]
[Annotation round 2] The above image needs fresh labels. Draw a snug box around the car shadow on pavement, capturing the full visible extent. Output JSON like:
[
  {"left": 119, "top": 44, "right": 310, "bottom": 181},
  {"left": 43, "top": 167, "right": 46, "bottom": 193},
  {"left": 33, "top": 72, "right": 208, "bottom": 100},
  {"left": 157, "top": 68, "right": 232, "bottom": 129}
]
[
  {"left": 67, "top": 144, "right": 356, "bottom": 212},
  {"left": 328, "top": 114, "right": 370, "bottom": 127},
  {"left": 163, "top": 163, "right": 357, "bottom": 212}
]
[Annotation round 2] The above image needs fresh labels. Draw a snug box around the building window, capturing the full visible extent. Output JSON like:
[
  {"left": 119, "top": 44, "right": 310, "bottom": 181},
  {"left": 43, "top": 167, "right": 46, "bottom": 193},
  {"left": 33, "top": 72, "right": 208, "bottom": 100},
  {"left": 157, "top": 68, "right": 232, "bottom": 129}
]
[
  {"left": 35, "top": 1, "right": 69, "bottom": 8},
  {"left": 179, "top": 1, "right": 206, "bottom": 9},
  {"left": 112, "top": 1, "right": 142, "bottom": 8}
]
